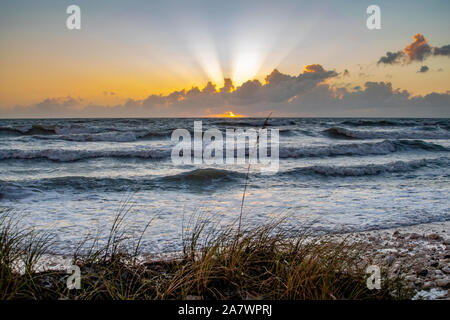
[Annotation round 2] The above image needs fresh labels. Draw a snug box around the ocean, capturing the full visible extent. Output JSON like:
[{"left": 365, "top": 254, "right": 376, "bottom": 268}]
[{"left": 0, "top": 118, "right": 449, "bottom": 253}]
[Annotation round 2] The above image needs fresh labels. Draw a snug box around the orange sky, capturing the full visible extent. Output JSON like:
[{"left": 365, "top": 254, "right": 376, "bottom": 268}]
[{"left": 1, "top": 0, "right": 449, "bottom": 114}]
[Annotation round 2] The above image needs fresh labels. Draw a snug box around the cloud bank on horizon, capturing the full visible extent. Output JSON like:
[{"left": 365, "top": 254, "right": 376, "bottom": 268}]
[{"left": 2, "top": 33, "right": 450, "bottom": 118}]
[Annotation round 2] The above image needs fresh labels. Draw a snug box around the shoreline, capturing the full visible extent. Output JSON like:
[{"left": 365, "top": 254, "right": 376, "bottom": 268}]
[
  {"left": 31, "top": 220, "right": 450, "bottom": 300},
  {"left": 342, "top": 221, "right": 450, "bottom": 299}
]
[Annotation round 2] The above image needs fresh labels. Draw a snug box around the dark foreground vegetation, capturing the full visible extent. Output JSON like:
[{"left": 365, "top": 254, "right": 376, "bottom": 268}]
[{"left": 0, "top": 208, "right": 413, "bottom": 300}]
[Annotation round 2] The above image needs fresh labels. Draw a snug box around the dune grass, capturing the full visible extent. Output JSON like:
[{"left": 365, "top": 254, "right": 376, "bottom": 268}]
[
  {"left": 0, "top": 207, "right": 414, "bottom": 300},
  {"left": 0, "top": 209, "right": 55, "bottom": 299}
]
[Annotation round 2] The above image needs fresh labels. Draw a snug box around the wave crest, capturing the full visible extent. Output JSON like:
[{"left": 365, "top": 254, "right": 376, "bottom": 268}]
[
  {"left": 286, "top": 157, "right": 448, "bottom": 177},
  {"left": 280, "top": 139, "right": 447, "bottom": 158},
  {"left": 0, "top": 148, "right": 170, "bottom": 162},
  {"left": 324, "top": 127, "right": 450, "bottom": 140}
]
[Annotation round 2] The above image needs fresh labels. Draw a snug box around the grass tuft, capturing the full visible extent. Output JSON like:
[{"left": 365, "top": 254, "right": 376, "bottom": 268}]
[{"left": 0, "top": 208, "right": 414, "bottom": 300}]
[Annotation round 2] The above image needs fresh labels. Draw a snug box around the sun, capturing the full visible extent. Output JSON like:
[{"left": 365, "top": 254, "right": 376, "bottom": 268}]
[
  {"left": 210, "top": 111, "right": 245, "bottom": 118},
  {"left": 232, "top": 52, "right": 262, "bottom": 86},
  {"left": 225, "top": 111, "right": 239, "bottom": 118}
]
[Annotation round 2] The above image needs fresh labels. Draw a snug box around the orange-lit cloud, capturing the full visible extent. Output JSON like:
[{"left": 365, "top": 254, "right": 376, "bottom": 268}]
[
  {"left": 202, "top": 81, "right": 218, "bottom": 94},
  {"left": 378, "top": 34, "right": 450, "bottom": 65},
  {"left": 303, "top": 64, "right": 326, "bottom": 73},
  {"left": 220, "top": 78, "right": 235, "bottom": 93},
  {"left": 404, "top": 34, "right": 432, "bottom": 62}
]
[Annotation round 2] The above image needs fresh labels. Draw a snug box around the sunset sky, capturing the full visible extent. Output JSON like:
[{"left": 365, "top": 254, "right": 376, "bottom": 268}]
[{"left": 1, "top": 0, "right": 449, "bottom": 117}]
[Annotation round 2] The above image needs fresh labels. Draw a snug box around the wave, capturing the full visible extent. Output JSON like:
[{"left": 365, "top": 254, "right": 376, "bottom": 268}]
[
  {"left": 17, "top": 128, "right": 289, "bottom": 142},
  {"left": 0, "top": 183, "right": 39, "bottom": 200},
  {"left": 17, "top": 128, "right": 175, "bottom": 142},
  {"left": 0, "top": 119, "right": 295, "bottom": 141},
  {"left": 1, "top": 138, "right": 447, "bottom": 162},
  {"left": 0, "top": 148, "right": 171, "bottom": 162},
  {"left": 29, "top": 127, "right": 293, "bottom": 142},
  {"left": 324, "top": 127, "right": 450, "bottom": 140},
  {"left": 1, "top": 176, "right": 143, "bottom": 196},
  {"left": 279, "top": 140, "right": 448, "bottom": 158},
  {"left": 212, "top": 119, "right": 297, "bottom": 127},
  {"left": 340, "top": 119, "right": 418, "bottom": 127},
  {"left": 285, "top": 157, "right": 449, "bottom": 177},
  {"left": 340, "top": 119, "right": 450, "bottom": 129},
  {"left": 212, "top": 120, "right": 266, "bottom": 127},
  {"left": 2, "top": 157, "right": 447, "bottom": 199},
  {"left": 0, "top": 125, "right": 56, "bottom": 136},
  {"left": 162, "top": 168, "right": 245, "bottom": 183},
  {"left": 0, "top": 123, "right": 118, "bottom": 136},
  {"left": 0, "top": 123, "right": 152, "bottom": 139},
  {"left": 32, "top": 131, "right": 146, "bottom": 142},
  {"left": 1, "top": 168, "right": 244, "bottom": 196}
]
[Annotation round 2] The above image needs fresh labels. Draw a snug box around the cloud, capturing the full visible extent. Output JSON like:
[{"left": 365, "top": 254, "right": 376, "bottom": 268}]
[
  {"left": 3, "top": 96, "right": 84, "bottom": 118},
  {"left": 417, "top": 65, "right": 429, "bottom": 73},
  {"left": 264, "top": 69, "right": 293, "bottom": 85},
  {"left": 404, "top": 34, "right": 432, "bottom": 62},
  {"left": 302, "top": 64, "right": 325, "bottom": 73},
  {"left": 202, "top": 81, "right": 217, "bottom": 94},
  {"left": 1, "top": 64, "right": 449, "bottom": 118},
  {"left": 279, "top": 81, "right": 449, "bottom": 117},
  {"left": 434, "top": 44, "right": 450, "bottom": 56},
  {"left": 220, "top": 78, "right": 235, "bottom": 93},
  {"left": 377, "top": 51, "right": 405, "bottom": 65},
  {"left": 377, "top": 34, "right": 450, "bottom": 65}
]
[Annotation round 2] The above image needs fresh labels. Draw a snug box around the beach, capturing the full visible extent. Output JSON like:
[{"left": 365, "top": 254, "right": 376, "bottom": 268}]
[
  {"left": 18, "top": 220, "right": 448, "bottom": 300},
  {"left": 342, "top": 221, "right": 450, "bottom": 299},
  {"left": 1, "top": 117, "right": 449, "bottom": 299}
]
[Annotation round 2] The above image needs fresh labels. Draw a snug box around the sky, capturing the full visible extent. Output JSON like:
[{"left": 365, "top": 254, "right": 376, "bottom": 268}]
[{"left": 0, "top": 0, "right": 449, "bottom": 117}]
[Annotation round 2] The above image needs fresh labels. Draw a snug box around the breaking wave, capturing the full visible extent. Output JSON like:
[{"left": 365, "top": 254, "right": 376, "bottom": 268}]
[
  {"left": 0, "top": 125, "right": 56, "bottom": 136},
  {"left": 160, "top": 168, "right": 245, "bottom": 183},
  {"left": 285, "top": 157, "right": 449, "bottom": 177},
  {"left": 1, "top": 139, "right": 446, "bottom": 162},
  {"left": 0, "top": 168, "right": 245, "bottom": 196},
  {"left": 3, "top": 157, "right": 447, "bottom": 200},
  {"left": 340, "top": 119, "right": 450, "bottom": 129},
  {"left": 0, "top": 148, "right": 171, "bottom": 162},
  {"left": 324, "top": 127, "right": 450, "bottom": 140},
  {"left": 279, "top": 140, "right": 448, "bottom": 158}
]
